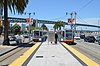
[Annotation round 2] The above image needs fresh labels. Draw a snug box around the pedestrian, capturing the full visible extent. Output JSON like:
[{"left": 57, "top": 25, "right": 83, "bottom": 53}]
[{"left": 55, "top": 32, "right": 58, "bottom": 44}]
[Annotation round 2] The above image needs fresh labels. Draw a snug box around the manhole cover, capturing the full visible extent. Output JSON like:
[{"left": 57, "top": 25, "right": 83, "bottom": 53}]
[{"left": 36, "top": 56, "right": 43, "bottom": 58}]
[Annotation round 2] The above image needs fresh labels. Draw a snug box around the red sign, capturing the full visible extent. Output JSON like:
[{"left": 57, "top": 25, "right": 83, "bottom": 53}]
[
  {"left": 26, "top": 18, "right": 32, "bottom": 24},
  {"left": 68, "top": 18, "right": 74, "bottom": 24},
  {"left": 68, "top": 18, "right": 71, "bottom": 24}
]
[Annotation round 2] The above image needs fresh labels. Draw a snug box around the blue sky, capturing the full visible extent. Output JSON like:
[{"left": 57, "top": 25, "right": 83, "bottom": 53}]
[
  {"left": 8, "top": 0, "right": 100, "bottom": 30},
  {"left": 8, "top": 0, "right": 100, "bottom": 19}
]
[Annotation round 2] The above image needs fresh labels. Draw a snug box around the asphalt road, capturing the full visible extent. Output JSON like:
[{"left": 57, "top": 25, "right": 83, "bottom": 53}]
[{"left": 71, "top": 39, "right": 100, "bottom": 65}]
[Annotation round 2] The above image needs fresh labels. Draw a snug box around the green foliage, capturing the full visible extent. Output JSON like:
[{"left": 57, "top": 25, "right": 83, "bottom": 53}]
[
  {"left": 0, "top": 0, "right": 29, "bottom": 14},
  {"left": 21, "top": 30, "right": 27, "bottom": 34},
  {"left": 11, "top": 23, "right": 21, "bottom": 35},
  {"left": 30, "top": 25, "right": 34, "bottom": 31},
  {"left": 53, "top": 20, "right": 65, "bottom": 30},
  {"left": 41, "top": 24, "right": 48, "bottom": 30},
  {"left": 0, "top": 0, "right": 29, "bottom": 45}
]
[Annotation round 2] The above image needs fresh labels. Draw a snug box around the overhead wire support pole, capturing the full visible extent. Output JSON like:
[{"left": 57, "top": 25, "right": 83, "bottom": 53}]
[
  {"left": 73, "top": 11, "right": 77, "bottom": 36},
  {"left": 70, "top": 12, "right": 74, "bottom": 41},
  {"left": 29, "top": 13, "right": 31, "bottom": 41}
]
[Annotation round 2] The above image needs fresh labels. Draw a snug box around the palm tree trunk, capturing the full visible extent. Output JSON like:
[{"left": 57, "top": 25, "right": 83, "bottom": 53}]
[
  {"left": 59, "top": 27, "right": 61, "bottom": 30},
  {"left": 3, "top": 0, "right": 10, "bottom": 45}
]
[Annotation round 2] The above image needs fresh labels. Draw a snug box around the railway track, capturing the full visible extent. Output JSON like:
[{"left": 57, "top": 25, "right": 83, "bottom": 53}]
[
  {"left": 0, "top": 42, "right": 34, "bottom": 66},
  {"left": 71, "top": 41, "right": 100, "bottom": 65}
]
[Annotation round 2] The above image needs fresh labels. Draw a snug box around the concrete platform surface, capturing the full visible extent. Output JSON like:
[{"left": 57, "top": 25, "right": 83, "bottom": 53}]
[{"left": 27, "top": 41, "right": 82, "bottom": 66}]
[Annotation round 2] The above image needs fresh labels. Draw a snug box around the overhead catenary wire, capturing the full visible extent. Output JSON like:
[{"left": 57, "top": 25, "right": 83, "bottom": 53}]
[
  {"left": 77, "top": 0, "right": 94, "bottom": 12},
  {"left": 77, "top": 14, "right": 88, "bottom": 24},
  {"left": 49, "top": 0, "right": 94, "bottom": 21}
]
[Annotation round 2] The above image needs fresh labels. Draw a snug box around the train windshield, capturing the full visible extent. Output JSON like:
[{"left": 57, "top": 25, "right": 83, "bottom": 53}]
[
  {"left": 34, "top": 31, "right": 42, "bottom": 37},
  {"left": 66, "top": 30, "right": 73, "bottom": 39},
  {"left": 66, "top": 33, "right": 72, "bottom": 39}
]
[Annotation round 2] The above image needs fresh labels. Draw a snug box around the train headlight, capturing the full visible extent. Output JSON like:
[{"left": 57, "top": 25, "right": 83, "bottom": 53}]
[
  {"left": 61, "top": 38, "right": 63, "bottom": 41},
  {"left": 39, "top": 38, "right": 42, "bottom": 41}
]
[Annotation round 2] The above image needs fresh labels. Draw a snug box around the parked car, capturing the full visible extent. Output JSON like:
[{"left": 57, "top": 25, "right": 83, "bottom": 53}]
[
  {"left": 23, "top": 34, "right": 29, "bottom": 38},
  {"left": 96, "top": 36, "right": 100, "bottom": 42},
  {"left": 84, "top": 36, "right": 95, "bottom": 43},
  {"left": 9, "top": 36, "right": 17, "bottom": 41},
  {"left": 74, "top": 36, "right": 80, "bottom": 40},
  {"left": 96, "top": 36, "right": 100, "bottom": 45},
  {"left": 80, "top": 34, "right": 85, "bottom": 39}
]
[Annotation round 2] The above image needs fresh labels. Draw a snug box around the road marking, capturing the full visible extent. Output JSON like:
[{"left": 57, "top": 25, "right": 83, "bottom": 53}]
[
  {"left": 9, "top": 42, "right": 41, "bottom": 66},
  {"left": 62, "top": 42, "right": 100, "bottom": 66}
]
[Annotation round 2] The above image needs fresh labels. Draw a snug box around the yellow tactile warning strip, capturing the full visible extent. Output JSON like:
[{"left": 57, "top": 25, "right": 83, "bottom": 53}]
[
  {"left": 9, "top": 42, "right": 41, "bottom": 66},
  {"left": 62, "top": 42, "right": 100, "bottom": 66}
]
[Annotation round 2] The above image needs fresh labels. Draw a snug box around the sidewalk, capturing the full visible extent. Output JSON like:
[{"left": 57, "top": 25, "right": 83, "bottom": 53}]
[{"left": 27, "top": 40, "right": 82, "bottom": 66}]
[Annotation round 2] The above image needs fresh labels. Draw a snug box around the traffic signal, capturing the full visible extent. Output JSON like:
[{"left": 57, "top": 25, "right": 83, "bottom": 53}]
[
  {"left": 68, "top": 18, "right": 71, "bottom": 24},
  {"left": 68, "top": 18, "right": 74, "bottom": 24},
  {"left": 26, "top": 18, "right": 33, "bottom": 24}
]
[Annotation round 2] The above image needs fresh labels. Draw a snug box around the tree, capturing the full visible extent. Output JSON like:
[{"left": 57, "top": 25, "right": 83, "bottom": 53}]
[
  {"left": 0, "top": 0, "right": 29, "bottom": 45},
  {"left": 0, "top": 25, "right": 3, "bottom": 35},
  {"left": 53, "top": 20, "right": 64, "bottom": 31},
  {"left": 11, "top": 23, "right": 21, "bottom": 35},
  {"left": 53, "top": 23, "right": 58, "bottom": 31},
  {"left": 41, "top": 24, "right": 48, "bottom": 30},
  {"left": 57, "top": 20, "right": 65, "bottom": 30}
]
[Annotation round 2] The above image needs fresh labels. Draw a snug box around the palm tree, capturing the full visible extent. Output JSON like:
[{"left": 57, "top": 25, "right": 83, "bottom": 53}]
[
  {"left": 41, "top": 24, "right": 48, "bottom": 31},
  {"left": 53, "top": 20, "right": 65, "bottom": 31},
  {"left": 0, "top": 0, "right": 29, "bottom": 45},
  {"left": 53, "top": 22, "right": 59, "bottom": 31},
  {"left": 0, "top": 25, "right": 3, "bottom": 35},
  {"left": 57, "top": 20, "right": 64, "bottom": 30}
]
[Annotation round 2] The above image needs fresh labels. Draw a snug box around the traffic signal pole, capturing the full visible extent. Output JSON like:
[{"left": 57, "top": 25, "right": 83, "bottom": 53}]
[
  {"left": 70, "top": 11, "right": 77, "bottom": 41},
  {"left": 70, "top": 13, "right": 74, "bottom": 41}
]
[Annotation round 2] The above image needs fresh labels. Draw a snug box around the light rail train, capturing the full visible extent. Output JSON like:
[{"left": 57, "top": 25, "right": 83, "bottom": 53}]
[
  {"left": 31, "top": 30, "right": 47, "bottom": 42},
  {"left": 58, "top": 30, "right": 74, "bottom": 44}
]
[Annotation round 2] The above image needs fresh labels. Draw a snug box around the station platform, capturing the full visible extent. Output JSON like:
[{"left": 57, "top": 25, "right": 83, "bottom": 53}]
[
  {"left": 9, "top": 40, "right": 99, "bottom": 66},
  {"left": 27, "top": 41, "right": 82, "bottom": 66}
]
